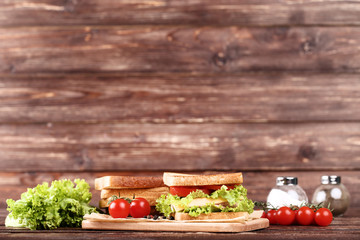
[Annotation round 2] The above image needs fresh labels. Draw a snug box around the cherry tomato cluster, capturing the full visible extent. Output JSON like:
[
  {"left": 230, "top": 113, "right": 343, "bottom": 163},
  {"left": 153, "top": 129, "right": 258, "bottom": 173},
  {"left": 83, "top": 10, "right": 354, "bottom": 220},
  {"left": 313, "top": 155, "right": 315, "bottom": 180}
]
[
  {"left": 261, "top": 206, "right": 333, "bottom": 227},
  {"left": 108, "top": 197, "right": 150, "bottom": 218}
]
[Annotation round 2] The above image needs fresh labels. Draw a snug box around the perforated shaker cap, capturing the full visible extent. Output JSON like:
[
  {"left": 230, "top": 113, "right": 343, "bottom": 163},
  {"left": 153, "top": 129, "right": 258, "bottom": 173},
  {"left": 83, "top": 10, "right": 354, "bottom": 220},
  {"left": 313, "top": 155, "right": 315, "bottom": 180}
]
[
  {"left": 276, "top": 176, "right": 298, "bottom": 186},
  {"left": 321, "top": 175, "right": 341, "bottom": 184}
]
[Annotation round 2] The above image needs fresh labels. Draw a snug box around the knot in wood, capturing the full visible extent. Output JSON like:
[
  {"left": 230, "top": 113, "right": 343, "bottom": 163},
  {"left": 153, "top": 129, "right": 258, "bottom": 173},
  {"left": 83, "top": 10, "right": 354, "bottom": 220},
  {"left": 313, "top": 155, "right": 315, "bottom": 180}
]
[
  {"left": 8, "top": 64, "right": 16, "bottom": 73},
  {"left": 213, "top": 52, "right": 227, "bottom": 67},
  {"left": 289, "top": 10, "right": 305, "bottom": 24},
  {"left": 297, "top": 145, "right": 316, "bottom": 162},
  {"left": 64, "top": 0, "right": 76, "bottom": 12},
  {"left": 301, "top": 39, "right": 316, "bottom": 54},
  {"left": 272, "top": 27, "right": 289, "bottom": 41}
]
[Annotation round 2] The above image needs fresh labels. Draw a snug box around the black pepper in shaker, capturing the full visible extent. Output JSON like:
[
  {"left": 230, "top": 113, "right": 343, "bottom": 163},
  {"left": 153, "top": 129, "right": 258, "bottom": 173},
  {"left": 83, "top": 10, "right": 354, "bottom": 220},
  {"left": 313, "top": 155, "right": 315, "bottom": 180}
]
[{"left": 312, "top": 176, "right": 350, "bottom": 216}]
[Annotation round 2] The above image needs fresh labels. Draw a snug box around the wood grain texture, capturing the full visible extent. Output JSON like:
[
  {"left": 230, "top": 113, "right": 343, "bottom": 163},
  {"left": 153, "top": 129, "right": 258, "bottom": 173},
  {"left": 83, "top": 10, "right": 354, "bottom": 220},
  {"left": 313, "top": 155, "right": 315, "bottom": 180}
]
[
  {"left": 1, "top": 123, "right": 360, "bottom": 172},
  {"left": 1, "top": 224, "right": 360, "bottom": 240},
  {"left": 1, "top": 73, "right": 360, "bottom": 123},
  {"left": 1, "top": 171, "right": 359, "bottom": 215},
  {"left": 81, "top": 218, "right": 269, "bottom": 232},
  {"left": 1, "top": 0, "right": 360, "bottom": 27},
  {"left": 1, "top": 26, "right": 360, "bottom": 73},
  {"left": 1, "top": 223, "right": 360, "bottom": 240}
]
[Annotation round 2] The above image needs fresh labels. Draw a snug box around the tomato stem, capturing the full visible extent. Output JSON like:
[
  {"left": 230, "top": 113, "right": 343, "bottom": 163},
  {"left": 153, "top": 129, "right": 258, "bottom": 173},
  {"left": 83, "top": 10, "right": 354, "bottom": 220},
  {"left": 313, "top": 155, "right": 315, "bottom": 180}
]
[{"left": 254, "top": 201, "right": 332, "bottom": 212}]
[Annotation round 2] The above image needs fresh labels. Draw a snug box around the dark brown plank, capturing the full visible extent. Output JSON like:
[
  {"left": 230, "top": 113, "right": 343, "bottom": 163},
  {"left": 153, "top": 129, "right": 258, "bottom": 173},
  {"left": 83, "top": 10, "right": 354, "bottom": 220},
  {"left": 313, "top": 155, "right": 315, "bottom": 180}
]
[
  {"left": 1, "top": 26, "right": 360, "bottom": 73},
  {"left": 1, "top": 73, "right": 360, "bottom": 123},
  {"left": 1, "top": 0, "right": 360, "bottom": 27},
  {"left": 0, "top": 123, "right": 360, "bottom": 172},
  {"left": 1, "top": 171, "right": 359, "bottom": 214}
]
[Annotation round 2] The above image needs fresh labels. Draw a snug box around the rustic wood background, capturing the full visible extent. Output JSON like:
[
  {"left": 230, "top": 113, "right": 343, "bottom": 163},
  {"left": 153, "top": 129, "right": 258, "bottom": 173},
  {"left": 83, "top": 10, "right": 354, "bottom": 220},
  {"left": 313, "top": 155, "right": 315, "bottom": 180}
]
[{"left": 0, "top": 0, "right": 359, "bottom": 216}]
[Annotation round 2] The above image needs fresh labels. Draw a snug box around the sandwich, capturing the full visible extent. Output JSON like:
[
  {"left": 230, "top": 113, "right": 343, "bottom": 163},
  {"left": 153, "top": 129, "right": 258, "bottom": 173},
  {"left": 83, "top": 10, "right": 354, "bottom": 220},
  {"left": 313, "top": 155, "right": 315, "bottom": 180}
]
[
  {"left": 95, "top": 176, "right": 169, "bottom": 211},
  {"left": 155, "top": 172, "right": 254, "bottom": 221}
]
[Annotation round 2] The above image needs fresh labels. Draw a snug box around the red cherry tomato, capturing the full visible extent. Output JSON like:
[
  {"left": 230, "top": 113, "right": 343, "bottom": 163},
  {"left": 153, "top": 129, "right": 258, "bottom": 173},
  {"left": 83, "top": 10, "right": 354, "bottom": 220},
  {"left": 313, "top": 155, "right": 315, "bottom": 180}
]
[
  {"left": 276, "top": 206, "right": 295, "bottom": 225},
  {"left": 296, "top": 206, "right": 315, "bottom": 226},
  {"left": 292, "top": 209, "right": 299, "bottom": 225},
  {"left": 169, "top": 186, "right": 211, "bottom": 197},
  {"left": 314, "top": 208, "right": 333, "bottom": 226},
  {"left": 130, "top": 198, "right": 151, "bottom": 218},
  {"left": 267, "top": 209, "right": 278, "bottom": 225},
  {"left": 261, "top": 211, "right": 267, "bottom": 218},
  {"left": 109, "top": 199, "right": 130, "bottom": 218}
]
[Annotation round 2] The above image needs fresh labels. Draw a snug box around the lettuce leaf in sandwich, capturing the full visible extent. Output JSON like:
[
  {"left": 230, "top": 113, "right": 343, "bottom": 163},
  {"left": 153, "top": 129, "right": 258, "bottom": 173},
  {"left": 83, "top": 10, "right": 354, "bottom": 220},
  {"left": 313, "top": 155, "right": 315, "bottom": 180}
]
[{"left": 156, "top": 185, "right": 254, "bottom": 217}]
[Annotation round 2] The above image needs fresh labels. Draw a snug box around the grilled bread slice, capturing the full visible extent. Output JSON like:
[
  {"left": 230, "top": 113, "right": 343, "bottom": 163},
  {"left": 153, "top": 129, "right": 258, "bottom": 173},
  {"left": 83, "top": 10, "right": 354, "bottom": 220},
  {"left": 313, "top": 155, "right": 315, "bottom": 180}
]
[
  {"left": 163, "top": 172, "right": 243, "bottom": 187},
  {"left": 95, "top": 176, "right": 165, "bottom": 190}
]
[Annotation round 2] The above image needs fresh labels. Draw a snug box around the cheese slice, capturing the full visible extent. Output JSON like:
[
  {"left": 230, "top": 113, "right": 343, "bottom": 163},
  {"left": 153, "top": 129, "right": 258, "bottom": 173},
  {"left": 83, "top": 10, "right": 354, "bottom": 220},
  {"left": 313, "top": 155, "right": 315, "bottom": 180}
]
[
  {"left": 188, "top": 198, "right": 226, "bottom": 207},
  {"left": 175, "top": 211, "right": 250, "bottom": 221},
  {"left": 171, "top": 197, "right": 227, "bottom": 213},
  {"left": 171, "top": 204, "right": 185, "bottom": 212}
]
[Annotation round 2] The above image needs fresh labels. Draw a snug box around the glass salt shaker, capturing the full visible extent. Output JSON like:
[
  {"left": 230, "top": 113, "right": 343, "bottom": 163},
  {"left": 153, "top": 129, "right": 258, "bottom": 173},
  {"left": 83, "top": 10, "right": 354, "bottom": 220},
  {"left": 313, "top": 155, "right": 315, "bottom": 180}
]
[
  {"left": 312, "top": 176, "right": 350, "bottom": 216},
  {"left": 267, "top": 177, "right": 308, "bottom": 208}
]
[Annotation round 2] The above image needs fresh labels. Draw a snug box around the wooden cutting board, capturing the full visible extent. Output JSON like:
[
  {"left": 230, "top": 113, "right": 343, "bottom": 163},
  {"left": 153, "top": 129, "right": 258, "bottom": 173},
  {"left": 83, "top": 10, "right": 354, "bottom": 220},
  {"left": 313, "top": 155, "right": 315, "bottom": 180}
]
[{"left": 82, "top": 218, "right": 269, "bottom": 233}]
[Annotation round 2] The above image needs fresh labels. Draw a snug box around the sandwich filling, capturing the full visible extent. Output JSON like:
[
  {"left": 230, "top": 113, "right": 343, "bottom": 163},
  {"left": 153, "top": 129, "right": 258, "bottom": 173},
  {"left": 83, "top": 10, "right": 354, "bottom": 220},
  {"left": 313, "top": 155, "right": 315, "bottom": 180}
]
[{"left": 156, "top": 185, "right": 254, "bottom": 217}]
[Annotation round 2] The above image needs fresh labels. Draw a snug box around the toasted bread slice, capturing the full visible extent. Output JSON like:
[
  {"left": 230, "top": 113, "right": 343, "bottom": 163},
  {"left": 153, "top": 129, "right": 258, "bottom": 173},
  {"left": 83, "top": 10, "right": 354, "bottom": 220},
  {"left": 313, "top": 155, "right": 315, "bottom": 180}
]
[
  {"left": 100, "top": 186, "right": 169, "bottom": 202},
  {"left": 175, "top": 212, "right": 249, "bottom": 221},
  {"left": 99, "top": 187, "right": 168, "bottom": 207},
  {"left": 101, "top": 186, "right": 169, "bottom": 199},
  {"left": 95, "top": 176, "right": 165, "bottom": 190},
  {"left": 163, "top": 172, "right": 243, "bottom": 187},
  {"left": 99, "top": 199, "right": 108, "bottom": 208}
]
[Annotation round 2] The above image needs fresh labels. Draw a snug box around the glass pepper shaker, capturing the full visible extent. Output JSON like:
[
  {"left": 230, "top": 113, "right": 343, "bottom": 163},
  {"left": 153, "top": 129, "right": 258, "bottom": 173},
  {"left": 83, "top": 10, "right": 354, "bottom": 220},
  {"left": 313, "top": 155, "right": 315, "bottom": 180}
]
[
  {"left": 267, "top": 176, "right": 308, "bottom": 208},
  {"left": 312, "top": 176, "right": 350, "bottom": 216}
]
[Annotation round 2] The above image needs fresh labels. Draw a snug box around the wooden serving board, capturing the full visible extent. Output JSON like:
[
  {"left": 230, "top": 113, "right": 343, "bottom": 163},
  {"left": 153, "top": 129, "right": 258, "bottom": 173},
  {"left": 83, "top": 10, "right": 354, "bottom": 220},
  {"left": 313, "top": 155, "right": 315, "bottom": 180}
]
[{"left": 82, "top": 218, "right": 269, "bottom": 233}]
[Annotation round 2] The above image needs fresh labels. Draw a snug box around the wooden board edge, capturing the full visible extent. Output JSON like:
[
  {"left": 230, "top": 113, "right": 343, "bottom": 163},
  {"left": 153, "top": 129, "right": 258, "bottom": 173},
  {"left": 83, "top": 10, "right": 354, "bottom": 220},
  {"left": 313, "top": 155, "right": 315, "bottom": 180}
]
[{"left": 82, "top": 218, "right": 269, "bottom": 232}]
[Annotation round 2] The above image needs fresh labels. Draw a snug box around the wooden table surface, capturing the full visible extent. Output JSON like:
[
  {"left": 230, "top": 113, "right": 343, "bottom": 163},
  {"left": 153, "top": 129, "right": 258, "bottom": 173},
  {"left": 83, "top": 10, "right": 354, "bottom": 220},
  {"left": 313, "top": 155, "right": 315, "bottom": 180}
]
[{"left": 1, "top": 210, "right": 359, "bottom": 240}]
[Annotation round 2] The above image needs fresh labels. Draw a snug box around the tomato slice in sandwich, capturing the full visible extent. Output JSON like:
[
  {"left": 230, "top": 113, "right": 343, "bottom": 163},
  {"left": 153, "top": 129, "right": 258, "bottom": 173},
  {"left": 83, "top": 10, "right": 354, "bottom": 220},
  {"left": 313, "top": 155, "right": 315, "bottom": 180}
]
[{"left": 170, "top": 186, "right": 211, "bottom": 197}]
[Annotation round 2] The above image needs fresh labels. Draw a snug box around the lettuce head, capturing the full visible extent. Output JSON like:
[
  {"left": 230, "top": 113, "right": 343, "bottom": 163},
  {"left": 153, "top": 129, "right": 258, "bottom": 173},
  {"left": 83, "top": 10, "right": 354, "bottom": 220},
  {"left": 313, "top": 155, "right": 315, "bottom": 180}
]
[{"left": 6, "top": 179, "right": 97, "bottom": 230}]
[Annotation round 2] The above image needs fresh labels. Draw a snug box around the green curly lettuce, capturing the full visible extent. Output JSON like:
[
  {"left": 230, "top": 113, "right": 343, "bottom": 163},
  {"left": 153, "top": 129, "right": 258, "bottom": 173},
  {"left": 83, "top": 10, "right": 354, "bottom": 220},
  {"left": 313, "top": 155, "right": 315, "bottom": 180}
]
[
  {"left": 187, "top": 204, "right": 218, "bottom": 217},
  {"left": 156, "top": 185, "right": 254, "bottom": 217},
  {"left": 6, "top": 179, "right": 97, "bottom": 230},
  {"left": 211, "top": 185, "right": 254, "bottom": 213},
  {"left": 155, "top": 194, "right": 179, "bottom": 217},
  {"left": 156, "top": 190, "right": 208, "bottom": 217}
]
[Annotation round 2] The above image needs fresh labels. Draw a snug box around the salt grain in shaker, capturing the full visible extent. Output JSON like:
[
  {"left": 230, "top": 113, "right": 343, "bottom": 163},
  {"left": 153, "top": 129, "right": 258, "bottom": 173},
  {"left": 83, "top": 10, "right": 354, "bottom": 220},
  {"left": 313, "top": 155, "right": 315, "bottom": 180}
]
[
  {"left": 267, "top": 177, "right": 308, "bottom": 208},
  {"left": 312, "top": 176, "right": 350, "bottom": 216}
]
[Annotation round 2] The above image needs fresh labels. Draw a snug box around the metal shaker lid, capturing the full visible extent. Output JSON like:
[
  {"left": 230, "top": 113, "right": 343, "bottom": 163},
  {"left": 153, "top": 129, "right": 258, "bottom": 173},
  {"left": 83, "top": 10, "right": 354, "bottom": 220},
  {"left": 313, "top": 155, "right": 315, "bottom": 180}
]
[
  {"left": 321, "top": 175, "right": 341, "bottom": 184},
  {"left": 276, "top": 176, "right": 298, "bottom": 186}
]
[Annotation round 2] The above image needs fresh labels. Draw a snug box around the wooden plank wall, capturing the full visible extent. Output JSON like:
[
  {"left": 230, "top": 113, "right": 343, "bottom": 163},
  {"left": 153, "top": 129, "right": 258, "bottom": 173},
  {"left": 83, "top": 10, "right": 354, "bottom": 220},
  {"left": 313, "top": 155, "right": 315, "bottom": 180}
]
[{"left": 1, "top": 0, "right": 359, "bottom": 216}]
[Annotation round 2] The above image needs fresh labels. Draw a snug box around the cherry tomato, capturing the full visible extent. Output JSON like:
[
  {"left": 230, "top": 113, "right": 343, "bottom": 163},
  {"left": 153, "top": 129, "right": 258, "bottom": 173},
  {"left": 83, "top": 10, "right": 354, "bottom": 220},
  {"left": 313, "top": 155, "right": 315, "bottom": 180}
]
[
  {"left": 292, "top": 209, "right": 299, "bottom": 225},
  {"left": 309, "top": 206, "right": 318, "bottom": 225},
  {"left": 296, "top": 206, "right": 315, "bottom": 226},
  {"left": 109, "top": 199, "right": 130, "bottom": 218},
  {"left": 261, "top": 211, "right": 267, "bottom": 218},
  {"left": 130, "top": 198, "right": 151, "bottom": 218},
  {"left": 267, "top": 209, "right": 278, "bottom": 224},
  {"left": 314, "top": 208, "right": 333, "bottom": 226},
  {"left": 276, "top": 206, "right": 295, "bottom": 225},
  {"left": 169, "top": 186, "right": 211, "bottom": 197}
]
